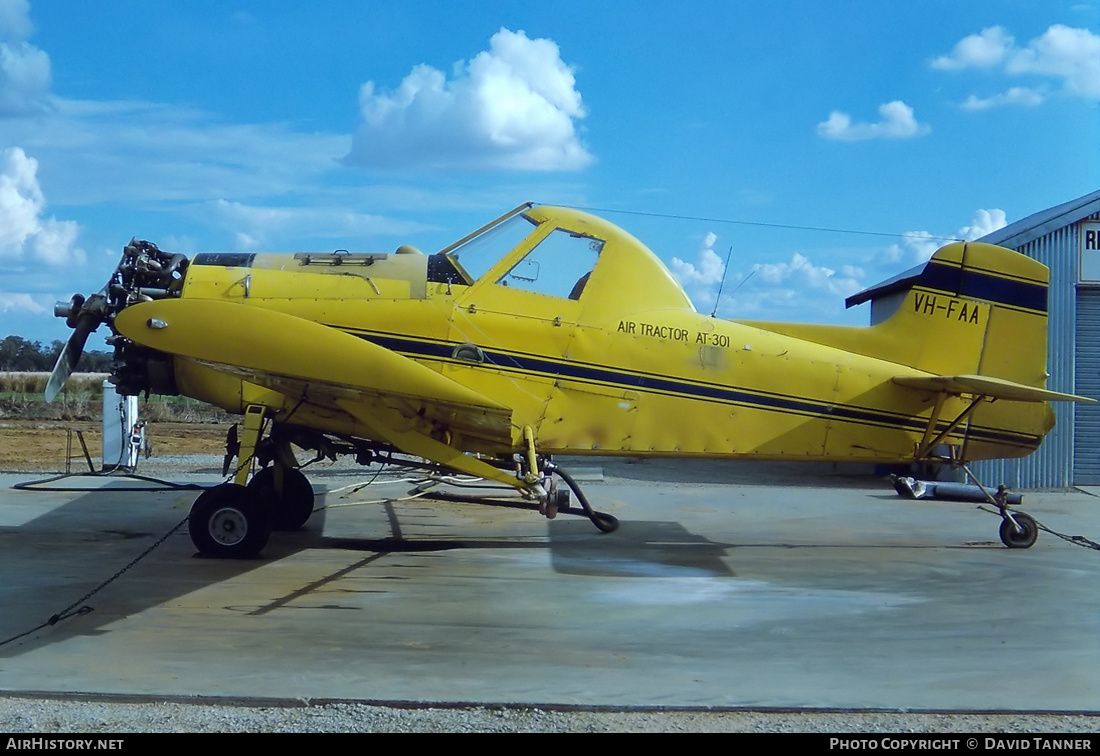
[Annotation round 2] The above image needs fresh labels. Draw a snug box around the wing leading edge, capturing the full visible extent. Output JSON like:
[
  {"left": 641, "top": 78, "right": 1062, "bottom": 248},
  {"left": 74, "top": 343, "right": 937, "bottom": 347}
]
[
  {"left": 113, "top": 299, "right": 513, "bottom": 448},
  {"left": 893, "top": 374, "right": 1094, "bottom": 404}
]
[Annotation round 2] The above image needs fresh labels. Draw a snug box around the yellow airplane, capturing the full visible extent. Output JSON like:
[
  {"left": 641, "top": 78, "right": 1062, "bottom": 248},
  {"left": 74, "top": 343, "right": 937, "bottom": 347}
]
[{"left": 47, "top": 203, "right": 1090, "bottom": 557}]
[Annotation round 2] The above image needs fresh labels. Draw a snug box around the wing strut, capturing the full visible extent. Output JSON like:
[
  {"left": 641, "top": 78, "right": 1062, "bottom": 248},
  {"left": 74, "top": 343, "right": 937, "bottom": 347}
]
[
  {"left": 335, "top": 399, "right": 528, "bottom": 491},
  {"left": 895, "top": 372, "right": 1096, "bottom": 462},
  {"left": 914, "top": 393, "right": 986, "bottom": 461}
]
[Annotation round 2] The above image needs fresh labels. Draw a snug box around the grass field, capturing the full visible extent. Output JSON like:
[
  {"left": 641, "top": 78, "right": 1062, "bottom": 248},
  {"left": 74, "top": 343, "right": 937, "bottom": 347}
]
[
  {"left": 0, "top": 372, "right": 231, "bottom": 423},
  {"left": 0, "top": 373, "right": 232, "bottom": 471}
]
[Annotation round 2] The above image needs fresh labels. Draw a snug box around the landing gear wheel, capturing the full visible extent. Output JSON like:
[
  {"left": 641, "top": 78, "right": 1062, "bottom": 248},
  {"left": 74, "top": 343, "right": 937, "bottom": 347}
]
[
  {"left": 247, "top": 466, "right": 315, "bottom": 531},
  {"left": 999, "top": 512, "right": 1038, "bottom": 549},
  {"left": 188, "top": 483, "right": 271, "bottom": 558}
]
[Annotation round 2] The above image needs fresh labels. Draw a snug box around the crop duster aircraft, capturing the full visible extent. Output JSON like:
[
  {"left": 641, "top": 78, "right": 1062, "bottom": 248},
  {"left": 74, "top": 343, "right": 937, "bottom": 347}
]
[{"left": 46, "top": 203, "right": 1091, "bottom": 557}]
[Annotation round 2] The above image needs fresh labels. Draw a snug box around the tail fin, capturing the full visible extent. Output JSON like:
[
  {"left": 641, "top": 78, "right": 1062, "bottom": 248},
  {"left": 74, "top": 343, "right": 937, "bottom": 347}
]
[
  {"left": 745, "top": 241, "right": 1051, "bottom": 386},
  {"left": 738, "top": 242, "right": 1084, "bottom": 460},
  {"left": 741, "top": 242, "right": 1081, "bottom": 460},
  {"left": 878, "top": 241, "right": 1049, "bottom": 386},
  {"left": 879, "top": 242, "right": 1065, "bottom": 461}
]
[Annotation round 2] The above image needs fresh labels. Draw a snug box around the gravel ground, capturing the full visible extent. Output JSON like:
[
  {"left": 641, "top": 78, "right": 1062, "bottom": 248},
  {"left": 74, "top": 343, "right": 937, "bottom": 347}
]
[{"left": 2, "top": 697, "right": 1100, "bottom": 733}]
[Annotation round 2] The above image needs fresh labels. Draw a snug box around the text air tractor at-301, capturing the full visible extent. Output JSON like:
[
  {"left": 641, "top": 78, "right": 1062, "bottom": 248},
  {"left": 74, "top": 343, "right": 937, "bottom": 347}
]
[{"left": 47, "top": 204, "right": 1092, "bottom": 556}]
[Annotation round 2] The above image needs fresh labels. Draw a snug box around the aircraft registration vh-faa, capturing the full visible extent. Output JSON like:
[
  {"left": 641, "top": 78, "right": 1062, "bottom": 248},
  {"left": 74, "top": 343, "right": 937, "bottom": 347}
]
[{"left": 47, "top": 203, "right": 1092, "bottom": 557}]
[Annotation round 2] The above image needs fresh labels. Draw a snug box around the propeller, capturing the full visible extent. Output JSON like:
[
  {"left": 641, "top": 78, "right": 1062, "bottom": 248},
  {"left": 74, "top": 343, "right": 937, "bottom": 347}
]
[
  {"left": 44, "top": 238, "right": 189, "bottom": 402},
  {"left": 44, "top": 292, "right": 108, "bottom": 402}
]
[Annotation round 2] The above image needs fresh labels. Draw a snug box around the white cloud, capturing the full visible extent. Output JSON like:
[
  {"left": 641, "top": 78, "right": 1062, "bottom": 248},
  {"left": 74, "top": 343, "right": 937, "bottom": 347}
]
[
  {"left": 1007, "top": 24, "right": 1100, "bottom": 99},
  {"left": 670, "top": 231, "right": 726, "bottom": 309},
  {"left": 817, "top": 101, "right": 929, "bottom": 141},
  {"left": 680, "top": 238, "right": 871, "bottom": 320},
  {"left": 0, "top": 98, "right": 353, "bottom": 206},
  {"left": 671, "top": 232, "right": 724, "bottom": 285},
  {"left": 234, "top": 231, "right": 260, "bottom": 251},
  {"left": 751, "top": 253, "right": 863, "bottom": 299},
  {"left": 0, "top": 0, "right": 49, "bottom": 117},
  {"left": 880, "top": 231, "right": 940, "bottom": 266},
  {"left": 0, "top": 146, "right": 81, "bottom": 265},
  {"left": 717, "top": 253, "right": 865, "bottom": 321},
  {"left": 0, "top": 291, "right": 44, "bottom": 313},
  {"left": 346, "top": 28, "right": 592, "bottom": 171},
  {"left": 876, "top": 208, "right": 1007, "bottom": 266},
  {"left": 932, "top": 26, "right": 1014, "bottom": 70},
  {"left": 961, "top": 87, "right": 1044, "bottom": 110},
  {"left": 957, "top": 208, "right": 1007, "bottom": 240},
  {"left": 935, "top": 24, "right": 1100, "bottom": 104}
]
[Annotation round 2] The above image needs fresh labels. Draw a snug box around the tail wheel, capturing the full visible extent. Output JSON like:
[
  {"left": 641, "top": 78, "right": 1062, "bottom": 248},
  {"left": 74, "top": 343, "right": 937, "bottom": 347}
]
[
  {"left": 247, "top": 466, "right": 315, "bottom": 531},
  {"left": 999, "top": 512, "right": 1039, "bottom": 549},
  {"left": 188, "top": 483, "right": 271, "bottom": 558}
]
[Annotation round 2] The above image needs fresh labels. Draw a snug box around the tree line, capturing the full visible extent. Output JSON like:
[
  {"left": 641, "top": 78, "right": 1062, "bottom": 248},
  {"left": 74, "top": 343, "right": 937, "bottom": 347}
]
[{"left": 0, "top": 335, "right": 114, "bottom": 372}]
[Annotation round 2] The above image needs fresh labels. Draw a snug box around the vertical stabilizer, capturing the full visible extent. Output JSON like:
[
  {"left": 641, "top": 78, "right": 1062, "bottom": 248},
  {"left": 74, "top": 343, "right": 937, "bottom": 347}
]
[{"left": 883, "top": 241, "right": 1050, "bottom": 388}]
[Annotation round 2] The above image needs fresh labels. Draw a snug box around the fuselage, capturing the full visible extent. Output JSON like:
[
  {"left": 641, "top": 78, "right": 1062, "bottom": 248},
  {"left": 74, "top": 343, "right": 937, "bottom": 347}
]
[{"left": 154, "top": 205, "right": 1051, "bottom": 464}]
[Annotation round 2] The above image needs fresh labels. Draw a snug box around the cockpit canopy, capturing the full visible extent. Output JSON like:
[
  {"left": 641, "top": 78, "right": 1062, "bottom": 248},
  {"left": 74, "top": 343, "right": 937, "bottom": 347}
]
[{"left": 439, "top": 204, "right": 695, "bottom": 317}]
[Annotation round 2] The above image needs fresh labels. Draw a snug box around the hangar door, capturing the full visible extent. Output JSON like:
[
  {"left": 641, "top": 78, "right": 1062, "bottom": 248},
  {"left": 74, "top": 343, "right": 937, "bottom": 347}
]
[{"left": 1074, "top": 288, "right": 1100, "bottom": 483}]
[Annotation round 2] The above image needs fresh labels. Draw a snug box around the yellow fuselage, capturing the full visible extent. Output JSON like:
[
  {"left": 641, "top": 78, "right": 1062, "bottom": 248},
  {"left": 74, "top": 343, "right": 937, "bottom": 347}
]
[{"left": 169, "top": 208, "right": 1052, "bottom": 466}]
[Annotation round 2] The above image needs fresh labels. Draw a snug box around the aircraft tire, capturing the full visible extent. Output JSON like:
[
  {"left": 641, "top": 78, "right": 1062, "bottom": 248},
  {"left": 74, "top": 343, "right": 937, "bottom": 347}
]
[
  {"left": 189, "top": 483, "right": 271, "bottom": 558},
  {"left": 998, "top": 512, "right": 1038, "bottom": 549},
  {"left": 247, "top": 466, "right": 315, "bottom": 531}
]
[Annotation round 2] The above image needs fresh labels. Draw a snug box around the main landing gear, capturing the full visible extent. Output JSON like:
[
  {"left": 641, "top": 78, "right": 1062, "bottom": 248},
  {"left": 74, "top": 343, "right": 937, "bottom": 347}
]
[
  {"left": 188, "top": 466, "right": 317, "bottom": 559},
  {"left": 188, "top": 406, "right": 316, "bottom": 558},
  {"left": 188, "top": 483, "right": 271, "bottom": 559},
  {"left": 186, "top": 411, "right": 616, "bottom": 559},
  {"left": 247, "top": 466, "right": 315, "bottom": 531}
]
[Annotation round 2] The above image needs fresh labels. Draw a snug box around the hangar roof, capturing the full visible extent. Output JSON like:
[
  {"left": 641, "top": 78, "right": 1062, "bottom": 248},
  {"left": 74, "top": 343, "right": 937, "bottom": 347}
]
[{"left": 980, "top": 187, "right": 1100, "bottom": 248}]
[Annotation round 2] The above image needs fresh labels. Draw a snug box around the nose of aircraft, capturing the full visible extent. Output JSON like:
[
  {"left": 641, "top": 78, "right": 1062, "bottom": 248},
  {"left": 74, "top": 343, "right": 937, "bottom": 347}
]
[{"left": 44, "top": 239, "right": 189, "bottom": 402}]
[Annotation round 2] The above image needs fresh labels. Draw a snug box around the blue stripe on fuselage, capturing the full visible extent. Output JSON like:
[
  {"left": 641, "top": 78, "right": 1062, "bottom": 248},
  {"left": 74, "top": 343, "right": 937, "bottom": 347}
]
[{"left": 335, "top": 328, "right": 1040, "bottom": 450}]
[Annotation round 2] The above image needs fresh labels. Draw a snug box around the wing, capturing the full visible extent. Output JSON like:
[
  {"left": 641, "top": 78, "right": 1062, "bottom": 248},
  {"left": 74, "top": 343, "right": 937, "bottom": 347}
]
[
  {"left": 113, "top": 299, "right": 514, "bottom": 448},
  {"left": 893, "top": 374, "right": 1094, "bottom": 403}
]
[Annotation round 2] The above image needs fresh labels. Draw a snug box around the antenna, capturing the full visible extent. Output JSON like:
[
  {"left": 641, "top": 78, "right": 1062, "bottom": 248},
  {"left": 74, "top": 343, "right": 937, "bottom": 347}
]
[
  {"left": 710, "top": 246, "right": 736, "bottom": 318},
  {"left": 713, "top": 269, "right": 755, "bottom": 319}
]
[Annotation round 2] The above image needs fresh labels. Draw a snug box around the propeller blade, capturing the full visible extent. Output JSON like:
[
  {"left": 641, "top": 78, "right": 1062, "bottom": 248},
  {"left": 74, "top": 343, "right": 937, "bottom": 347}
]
[{"left": 44, "top": 315, "right": 97, "bottom": 402}]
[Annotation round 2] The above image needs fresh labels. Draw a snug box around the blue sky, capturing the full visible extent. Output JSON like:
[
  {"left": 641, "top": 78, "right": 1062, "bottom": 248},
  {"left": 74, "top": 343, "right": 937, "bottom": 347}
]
[{"left": 0, "top": 0, "right": 1097, "bottom": 350}]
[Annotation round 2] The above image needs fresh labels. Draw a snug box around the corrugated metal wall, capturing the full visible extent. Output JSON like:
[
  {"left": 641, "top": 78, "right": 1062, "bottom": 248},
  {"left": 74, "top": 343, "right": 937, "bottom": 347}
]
[
  {"left": 971, "top": 220, "right": 1081, "bottom": 488},
  {"left": 1073, "top": 289, "right": 1100, "bottom": 483}
]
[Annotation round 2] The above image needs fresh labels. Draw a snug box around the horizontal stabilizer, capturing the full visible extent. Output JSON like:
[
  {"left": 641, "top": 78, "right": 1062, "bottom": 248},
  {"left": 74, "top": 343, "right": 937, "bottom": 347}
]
[{"left": 893, "top": 374, "right": 1094, "bottom": 404}]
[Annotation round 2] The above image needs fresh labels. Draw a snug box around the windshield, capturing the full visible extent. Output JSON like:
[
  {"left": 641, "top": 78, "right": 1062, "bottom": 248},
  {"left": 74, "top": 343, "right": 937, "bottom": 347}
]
[{"left": 445, "top": 213, "right": 539, "bottom": 284}]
